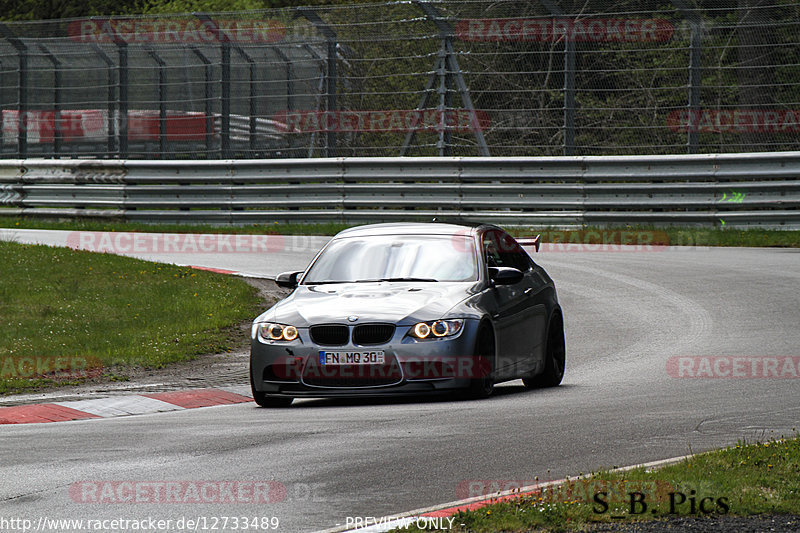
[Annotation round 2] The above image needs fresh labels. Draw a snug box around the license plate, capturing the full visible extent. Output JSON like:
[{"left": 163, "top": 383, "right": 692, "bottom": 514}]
[{"left": 319, "top": 351, "right": 385, "bottom": 365}]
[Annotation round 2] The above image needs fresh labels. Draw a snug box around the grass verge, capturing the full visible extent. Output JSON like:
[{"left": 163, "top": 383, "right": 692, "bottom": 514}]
[
  {"left": 0, "top": 240, "right": 261, "bottom": 395},
  {"left": 401, "top": 434, "right": 800, "bottom": 532},
  {"left": 1, "top": 216, "right": 799, "bottom": 248}
]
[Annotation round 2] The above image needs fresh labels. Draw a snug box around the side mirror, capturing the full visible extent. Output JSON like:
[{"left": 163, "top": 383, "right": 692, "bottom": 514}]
[
  {"left": 275, "top": 271, "right": 303, "bottom": 289},
  {"left": 488, "top": 266, "right": 523, "bottom": 286}
]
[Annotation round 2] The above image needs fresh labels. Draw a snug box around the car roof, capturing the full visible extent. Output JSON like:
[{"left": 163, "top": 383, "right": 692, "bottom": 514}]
[{"left": 332, "top": 222, "right": 500, "bottom": 239}]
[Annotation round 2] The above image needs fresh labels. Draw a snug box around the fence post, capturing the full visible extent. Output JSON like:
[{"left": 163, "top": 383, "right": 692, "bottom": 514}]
[
  {"left": 190, "top": 47, "right": 214, "bottom": 157},
  {"left": 673, "top": 0, "right": 702, "bottom": 154},
  {"left": 413, "top": 1, "right": 490, "bottom": 156},
  {"left": 563, "top": 43, "right": 576, "bottom": 156},
  {"left": 0, "top": 59, "right": 3, "bottom": 155},
  {"left": 296, "top": 8, "right": 337, "bottom": 157},
  {"left": 302, "top": 44, "right": 326, "bottom": 158},
  {"left": 38, "top": 44, "right": 62, "bottom": 156},
  {"left": 0, "top": 23, "right": 28, "bottom": 158},
  {"left": 198, "top": 15, "right": 258, "bottom": 157},
  {"left": 540, "top": 0, "right": 575, "bottom": 156},
  {"left": 145, "top": 47, "right": 167, "bottom": 157},
  {"left": 274, "top": 48, "right": 294, "bottom": 113},
  {"left": 229, "top": 47, "right": 257, "bottom": 156},
  {"left": 90, "top": 43, "right": 117, "bottom": 156},
  {"left": 89, "top": 18, "right": 130, "bottom": 157},
  {"left": 274, "top": 47, "right": 296, "bottom": 157},
  {"left": 194, "top": 14, "right": 232, "bottom": 159},
  {"left": 118, "top": 42, "right": 129, "bottom": 158},
  {"left": 221, "top": 42, "right": 231, "bottom": 158},
  {"left": 439, "top": 44, "right": 452, "bottom": 156}
]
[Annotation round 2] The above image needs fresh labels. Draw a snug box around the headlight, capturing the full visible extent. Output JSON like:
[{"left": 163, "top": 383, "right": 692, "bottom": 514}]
[
  {"left": 256, "top": 322, "right": 299, "bottom": 342},
  {"left": 409, "top": 319, "right": 464, "bottom": 339}
]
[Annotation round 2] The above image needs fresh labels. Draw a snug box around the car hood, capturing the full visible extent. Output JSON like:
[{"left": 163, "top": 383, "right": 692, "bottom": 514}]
[{"left": 262, "top": 282, "right": 477, "bottom": 325}]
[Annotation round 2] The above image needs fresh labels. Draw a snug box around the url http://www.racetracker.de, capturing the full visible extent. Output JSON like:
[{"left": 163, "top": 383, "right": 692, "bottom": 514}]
[{"left": 0, "top": 515, "right": 282, "bottom": 532}]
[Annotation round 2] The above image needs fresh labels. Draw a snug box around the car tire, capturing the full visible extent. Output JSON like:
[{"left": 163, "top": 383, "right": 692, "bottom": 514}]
[
  {"left": 523, "top": 311, "right": 565, "bottom": 389},
  {"left": 465, "top": 325, "right": 495, "bottom": 399},
  {"left": 250, "top": 371, "right": 293, "bottom": 407}
]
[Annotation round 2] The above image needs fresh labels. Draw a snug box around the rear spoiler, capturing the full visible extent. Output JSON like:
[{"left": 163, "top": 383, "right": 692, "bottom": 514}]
[{"left": 517, "top": 234, "right": 541, "bottom": 253}]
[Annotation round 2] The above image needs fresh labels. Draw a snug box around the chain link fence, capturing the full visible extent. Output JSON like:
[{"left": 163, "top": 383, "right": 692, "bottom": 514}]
[{"left": 1, "top": 0, "right": 798, "bottom": 159}]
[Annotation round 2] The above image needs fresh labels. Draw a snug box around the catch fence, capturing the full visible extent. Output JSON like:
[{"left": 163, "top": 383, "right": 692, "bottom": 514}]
[{"left": 1, "top": 1, "right": 799, "bottom": 159}]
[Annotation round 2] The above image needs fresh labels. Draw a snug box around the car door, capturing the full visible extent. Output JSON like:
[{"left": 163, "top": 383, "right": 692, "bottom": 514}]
[
  {"left": 510, "top": 248, "right": 549, "bottom": 376},
  {"left": 481, "top": 229, "right": 543, "bottom": 376}
]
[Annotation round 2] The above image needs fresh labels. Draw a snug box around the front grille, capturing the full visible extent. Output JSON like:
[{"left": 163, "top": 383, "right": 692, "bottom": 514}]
[
  {"left": 302, "top": 356, "right": 403, "bottom": 388},
  {"left": 352, "top": 324, "right": 395, "bottom": 345},
  {"left": 310, "top": 324, "right": 349, "bottom": 346}
]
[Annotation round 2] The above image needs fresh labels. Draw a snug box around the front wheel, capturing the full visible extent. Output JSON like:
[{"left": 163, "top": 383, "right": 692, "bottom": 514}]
[
  {"left": 465, "top": 326, "right": 495, "bottom": 399},
  {"left": 523, "top": 312, "right": 565, "bottom": 389}
]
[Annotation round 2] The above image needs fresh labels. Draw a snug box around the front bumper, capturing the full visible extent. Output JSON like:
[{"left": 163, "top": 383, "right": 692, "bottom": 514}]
[{"left": 250, "top": 319, "right": 482, "bottom": 398}]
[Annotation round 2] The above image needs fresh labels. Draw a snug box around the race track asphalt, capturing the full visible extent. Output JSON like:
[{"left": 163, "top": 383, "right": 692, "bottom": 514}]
[{"left": 1, "top": 230, "right": 799, "bottom": 532}]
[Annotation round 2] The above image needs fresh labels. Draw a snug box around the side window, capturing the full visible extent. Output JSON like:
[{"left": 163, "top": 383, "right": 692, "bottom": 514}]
[
  {"left": 483, "top": 238, "right": 503, "bottom": 268},
  {"left": 483, "top": 230, "right": 531, "bottom": 271},
  {"left": 498, "top": 231, "right": 532, "bottom": 271}
]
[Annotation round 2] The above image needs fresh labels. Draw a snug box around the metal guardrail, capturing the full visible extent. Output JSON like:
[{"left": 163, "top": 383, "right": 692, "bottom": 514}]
[{"left": 1, "top": 152, "right": 799, "bottom": 228}]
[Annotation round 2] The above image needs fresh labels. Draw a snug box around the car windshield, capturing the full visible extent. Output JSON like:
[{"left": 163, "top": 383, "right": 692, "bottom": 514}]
[{"left": 302, "top": 234, "right": 478, "bottom": 284}]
